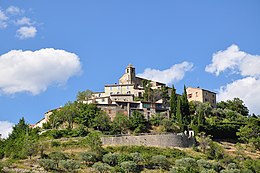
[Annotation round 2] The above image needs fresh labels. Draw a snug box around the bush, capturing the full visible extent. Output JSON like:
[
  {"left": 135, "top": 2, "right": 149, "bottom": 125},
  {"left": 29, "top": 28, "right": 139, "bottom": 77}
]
[
  {"left": 49, "top": 151, "right": 68, "bottom": 168},
  {"left": 39, "top": 159, "right": 56, "bottom": 171},
  {"left": 197, "top": 159, "right": 212, "bottom": 170},
  {"left": 150, "top": 155, "right": 170, "bottom": 170},
  {"left": 92, "top": 162, "right": 111, "bottom": 173},
  {"left": 51, "top": 140, "right": 61, "bottom": 147},
  {"left": 80, "top": 152, "right": 98, "bottom": 165},
  {"left": 102, "top": 153, "right": 120, "bottom": 166},
  {"left": 120, "top": 161, "right": 138, "bottom": 173},
  {"left": 130, "top": 152, "right": 144, "bottom": 164},
  {"left": 118, "top": 153, "right": 133, "bottom": 163},
  {"left": 175, "top": 157, "right": 198, "bottom": 173},
  {"left": 60, "top": 160, "right": 80, "bottom": 172}
]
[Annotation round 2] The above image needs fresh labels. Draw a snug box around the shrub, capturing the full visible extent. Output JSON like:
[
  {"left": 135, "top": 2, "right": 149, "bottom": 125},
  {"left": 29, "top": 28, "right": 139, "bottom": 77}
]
[
  {"left": 118, "top": 153, "right": 133, "bottom": 163},
  {"left": 80, "top": 152, "right": 98, "bottom": 165},
  {"left": 49, "top": 151, "right": 67, "bottom": 168},
  {"left": 51, "top": 140, "right": 61, "bottom": 147},
  {"left": 130, "top": 152, "right": 144, "bottom": 164},
  {"left": 150, "top": 155, "right": 170, "bottom": 170},
  {"left": 39, "top": 159, "right": 56, "bottom": 171},
  {"left": 60, "top": 160, "right": 80, "bottom": 172},
  {"left": 175, "top": 157, "right": 198, "bottom": 173},
  {"left": 92, "top": 162, "right": 111, "bottom": 173},
  {"left": 197, "top": 159, "right": 212, "bottom": 170},
  {"left": 120, "top": 161, "right": 138, "bottom": 173},
  {"left": 102, "top": 153, "right": 120, "bottom": 166}
]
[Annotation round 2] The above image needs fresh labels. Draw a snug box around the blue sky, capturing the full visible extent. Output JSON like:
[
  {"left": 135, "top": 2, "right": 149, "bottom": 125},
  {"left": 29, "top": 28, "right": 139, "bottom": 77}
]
[{"left": 0, "top": 0, "right": 260, "bottom": 137}]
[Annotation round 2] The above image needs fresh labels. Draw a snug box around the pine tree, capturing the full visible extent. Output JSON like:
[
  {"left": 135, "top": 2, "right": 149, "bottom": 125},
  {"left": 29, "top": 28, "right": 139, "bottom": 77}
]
[{"left": 170, "top": 85, "right": 177, "bottom": 119}]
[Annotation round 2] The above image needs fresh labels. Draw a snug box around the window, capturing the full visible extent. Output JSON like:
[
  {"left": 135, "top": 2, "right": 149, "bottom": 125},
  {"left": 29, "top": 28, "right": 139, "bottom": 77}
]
[
  {"left": 196, "top": 92, "right": 198, "bottom": 97},
  {"left": 118, "top": 86, "right": 120, "bottom": 90},
  {"left": 127, "top": 85, "right": 129, "bottom": 89},
  {"left": 110, "top": 92, "right": 113, "bottom": 95},
  {"left": 127, "top": 91, "right": 131, "bottom": 94},
  {"left": 117, "top": 92, "right": 120, "bottom": 94},
  {"left": 188, "top": 94, "right": 192, "bottom": 98},
  {"left": 102, "top": 98, "right": 105, "bottom": 102},
  {"left": 99, "top": 93, "right": 101, "bottom": 97},
  {"left": 205, "top": 98, "right": 208, "bottom": 102},
  {"left": 110, "top": 87, "right": 112, "bottom": 91},
  {"left": 212, "top": 94, "right": 215, "bottom": 98}
]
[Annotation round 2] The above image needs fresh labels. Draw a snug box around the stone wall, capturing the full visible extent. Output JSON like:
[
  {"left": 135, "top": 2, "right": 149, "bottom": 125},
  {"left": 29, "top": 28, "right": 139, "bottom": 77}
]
[{"left": 101, "top": 133, "right": 195, "bottom": 148}]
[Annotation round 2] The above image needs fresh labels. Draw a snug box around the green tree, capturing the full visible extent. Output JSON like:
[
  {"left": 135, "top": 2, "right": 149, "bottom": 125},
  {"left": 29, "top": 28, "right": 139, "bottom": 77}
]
[
  {"left": 129, "top": 111, "right": 148, "bottom": 133},
  {"left": 92, "top": 112, "right": 111, "bottom": 132},
  {"left": 217, "top": 98, "right": 249, "bottom": 116},
  {"left": 181, "top": 85, "right": 190, "bottom": 128},
  {"left": 102, "top": 153, "right": 120, "bottom": 166},
  {"left": 237, "top": 117, "right": 260, "bottom": 150},
  {"left": 170, "top": 84, "right": 178, "bottom": 119},
  {"left": 60, "top": 160, "right": 80, "bottom": 172},
  {"left": 77, "top": 89, "right": 93, "bottom": 102},
  {"left": 176, "top": 97, "right": 184, "bottom": 132},
  {"left": 85, "top": 131, "right": 103, "bottom": 153},
  {"left": 111, "top": 113, "right": 130, "bottom": 134},
  {"left": 49, "top": 151, "right": 67, "bottom": 168}
]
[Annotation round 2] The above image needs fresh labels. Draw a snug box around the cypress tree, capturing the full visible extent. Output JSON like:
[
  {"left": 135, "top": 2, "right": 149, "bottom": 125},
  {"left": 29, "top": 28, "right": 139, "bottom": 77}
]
[
  {"left": 181, "top": 85, "right": 190, "bottom": 125},
  {"left": 170, "top": 84, "right": 177, "bottom": 119},
  {"left": 176, "top": 97, "right": 184, "bottom": 132}
]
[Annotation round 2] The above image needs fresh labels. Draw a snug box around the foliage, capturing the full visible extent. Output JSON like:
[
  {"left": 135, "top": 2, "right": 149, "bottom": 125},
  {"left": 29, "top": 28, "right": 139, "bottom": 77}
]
[
  {"left": 170, "top": 84, "right": 178, "bottom": 119},
  {"left": 129, "top": 111, "right": 149, "bottom": 133},
  {"left": 102, "top": 153, "right": 120, "bottom": 166},
  {"left": 80, "top": 152, "right": 98, "bottom": 165},
  {"left": 237, "top": 117, "right": 260, "bottom": 150},
  {"left": 150, "top": 155, "right": 170, "bottom": 170},
  {"left": 120, "top": 161, "right": 138, "bottom": 173},
  {"left": 130, "top": 152, "right": 144, "bottom": 164},
  {"left": 76, "top": 89, "right": 92, "bottom": 102},
  {"left": 39, "top": 159, "right": 56, "bottom": 171},
  {"left": 85, "top": 131, "right": 104, "bottom": 153},
  {"left": 150, "top": 114, "right": 165, "bottom": 126},
  {"left": 92, "top": 162, "right": 111, "bottom": 173},
  {"left": 217, "top": 98, "right": 249, "bottom": 116},
  {"left": 60, "top": 160, "right": 80, "bottom": 172},
  {"left": 3, "top": 118, "right": 39, "bottom": 159},
  {"left": 92, "top": 112, "right": 111, "bottom": 132},
  {"left": 181, "top": 85, "right": 191, "bottom": 127},
  {"left": 176, "top": 96, "right": 184, "bottom": 132},
  {"left": 48, "top": 151, "right": 68, "bottom": 168},
  {"left": 174, "top": 157, "right": 199, "bottom": 173},
  {"left": 111, "top": 113, "right": 130, "bottom": 134}
]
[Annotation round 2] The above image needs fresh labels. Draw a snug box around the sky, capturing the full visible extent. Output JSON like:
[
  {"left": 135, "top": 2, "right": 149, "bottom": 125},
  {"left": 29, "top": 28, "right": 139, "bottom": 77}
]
[{"left": 0, "top": 0, "right": 260, "bottom": 138}]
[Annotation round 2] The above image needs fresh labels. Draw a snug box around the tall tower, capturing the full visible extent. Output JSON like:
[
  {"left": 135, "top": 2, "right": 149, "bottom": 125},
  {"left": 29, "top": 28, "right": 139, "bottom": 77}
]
[{"left": 119, "top": 64, "right": 136, "bottom": 84}]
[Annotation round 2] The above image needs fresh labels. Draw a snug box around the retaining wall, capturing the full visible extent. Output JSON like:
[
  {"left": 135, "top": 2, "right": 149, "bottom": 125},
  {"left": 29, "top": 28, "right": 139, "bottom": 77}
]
[{"left": 101, "top": 133, "right": 195, "bottom": 148}]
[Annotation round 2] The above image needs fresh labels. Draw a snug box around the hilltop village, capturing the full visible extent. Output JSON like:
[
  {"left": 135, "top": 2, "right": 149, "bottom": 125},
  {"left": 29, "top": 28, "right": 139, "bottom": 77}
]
[{"left": 34, "top": 64, "right": 216, "bottom": 128}]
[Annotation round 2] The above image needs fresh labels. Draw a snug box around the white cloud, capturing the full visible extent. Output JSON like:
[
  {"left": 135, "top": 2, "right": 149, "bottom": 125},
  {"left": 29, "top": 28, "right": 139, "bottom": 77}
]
[
  {"left": 0, "top": 121, "right": 14, "bottom": 139},
  {"left": 16, "top": 17, "right": 32, "bottom": 26},
  {"left": 206, "top": 44, "right": 260, "bottom": 114},
  {"left": 137, "top": 61, "right": 193, "bottom": 85},
  {"left": 205, "top": 44, "right": 260, "bottom": 77},
  {"left": 0, "top": 48, "right": 82, "bottom": 95},
  {"left": 218, "top": 77, "right": 260, "bottom": 115},
  {"left": 0, "top": 10, "right": 8, "bottom": 28},
  {"left": 16, "top": 26, "right": 37, "bottom": 39},
  {"left": 6, "top": 6, "right": 23, "bottom": 15}
]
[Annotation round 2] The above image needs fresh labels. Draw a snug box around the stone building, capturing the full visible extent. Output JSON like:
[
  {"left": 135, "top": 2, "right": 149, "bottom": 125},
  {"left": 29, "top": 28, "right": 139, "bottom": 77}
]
[{"left": 186, "top": 87, "right": 217, "bottom": 108}]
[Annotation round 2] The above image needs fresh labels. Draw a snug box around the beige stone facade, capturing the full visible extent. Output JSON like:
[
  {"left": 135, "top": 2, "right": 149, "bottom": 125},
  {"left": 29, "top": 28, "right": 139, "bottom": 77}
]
[{"left": 186, "top": 87, "right": 216, "bottom": 107}]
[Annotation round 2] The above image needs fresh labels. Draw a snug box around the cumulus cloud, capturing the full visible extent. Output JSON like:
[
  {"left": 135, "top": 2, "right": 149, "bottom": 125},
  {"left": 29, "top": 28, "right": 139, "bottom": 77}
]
[
  {"left": 16, "top": 26, "right": 37, "bottom": 39},
  {"left": 0, "top": 6, "right": 39, "bottom": 38},
  {"left": 137, "top": 61, "right": 193, "bottom": 85},
  {"left": 16, "top": 17, "right": 32, "bottom": 26},
  {"left": 0, "top": 121, "right": 14, "bottom": 139},
  {"left": 0, "top": 48, "right": 82, "bottom": 95},
  {"left": 206, "top": 44, "right": 260, "bottom": 114},
  {"left": 0, "top": 10, "right": 8, "bottom": 28},
  {"left": 218, "top": 77, "right": 260, "bottom": 115},
  {"left": 6, "top": 6, "right": 23, "bottom": 15},
  {"left": 205, "top": 44, "right": 260, "bottom": 77}
]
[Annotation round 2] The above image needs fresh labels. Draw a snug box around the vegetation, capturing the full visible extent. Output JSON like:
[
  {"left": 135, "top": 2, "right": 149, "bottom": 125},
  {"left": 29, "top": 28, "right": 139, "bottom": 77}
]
[{"left": 0, "top": 86, "right": 259, "bottom": 172}]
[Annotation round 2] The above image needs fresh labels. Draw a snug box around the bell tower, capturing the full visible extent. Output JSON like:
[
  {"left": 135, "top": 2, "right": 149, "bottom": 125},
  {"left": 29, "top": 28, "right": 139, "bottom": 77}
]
[{"left": 119, "top": 64, "right": 136, "bottom": 84}]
